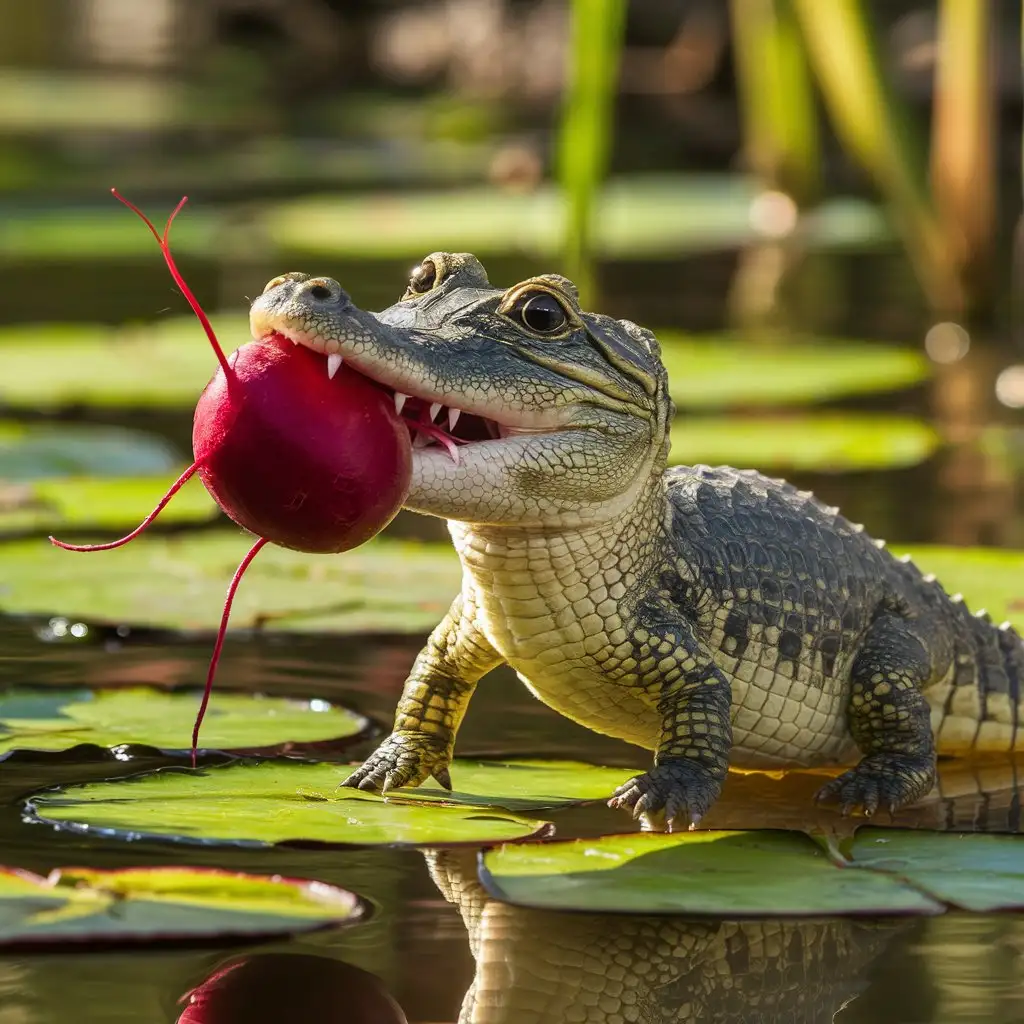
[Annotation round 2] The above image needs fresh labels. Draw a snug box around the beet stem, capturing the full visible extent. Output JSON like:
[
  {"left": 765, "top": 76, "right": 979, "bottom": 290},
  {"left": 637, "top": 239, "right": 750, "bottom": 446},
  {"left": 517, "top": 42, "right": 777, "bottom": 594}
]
[
  {"left": 191, "top": 536, "right": 268, "bottom": 767},
  {"left": 48, "top": 461, "right": 201, "bottom": 552},
  {"left": 110, "top": 188, "right": 234, "bottom": 381}
]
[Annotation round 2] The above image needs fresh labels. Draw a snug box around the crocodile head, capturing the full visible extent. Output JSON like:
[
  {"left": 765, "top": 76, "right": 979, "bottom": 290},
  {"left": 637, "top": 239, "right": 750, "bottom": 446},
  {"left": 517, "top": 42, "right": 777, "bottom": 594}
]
[{"left": 248, "top": 252, "right": 673, "bottom": 529}]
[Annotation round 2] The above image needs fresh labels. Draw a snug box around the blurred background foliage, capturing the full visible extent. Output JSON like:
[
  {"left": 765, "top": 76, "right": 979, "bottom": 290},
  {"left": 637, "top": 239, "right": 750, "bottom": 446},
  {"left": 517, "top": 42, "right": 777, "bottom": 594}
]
[{"left": 1, "top": 0, "right": 1023, "bottom": 565}]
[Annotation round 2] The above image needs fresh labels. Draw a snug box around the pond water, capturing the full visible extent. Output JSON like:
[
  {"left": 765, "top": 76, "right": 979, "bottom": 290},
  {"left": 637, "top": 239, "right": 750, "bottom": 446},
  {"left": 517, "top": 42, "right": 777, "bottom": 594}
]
[{"left": 3, "top": 236, "right": 1024, "bottom": 1021}]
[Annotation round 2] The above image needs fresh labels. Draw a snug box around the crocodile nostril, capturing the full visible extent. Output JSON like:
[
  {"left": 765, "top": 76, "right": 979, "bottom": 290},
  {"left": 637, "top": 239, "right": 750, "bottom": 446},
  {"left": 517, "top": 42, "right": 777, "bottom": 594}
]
[{"left": 309, "top": 283, "right": 333, "bottom": 301}]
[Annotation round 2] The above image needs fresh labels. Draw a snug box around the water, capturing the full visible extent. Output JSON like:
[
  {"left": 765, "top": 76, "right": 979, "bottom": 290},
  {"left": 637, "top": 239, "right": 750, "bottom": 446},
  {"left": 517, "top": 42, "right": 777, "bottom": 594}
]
[{"left": 2, "top": 608, "right": 1024, "bottom": 1022}]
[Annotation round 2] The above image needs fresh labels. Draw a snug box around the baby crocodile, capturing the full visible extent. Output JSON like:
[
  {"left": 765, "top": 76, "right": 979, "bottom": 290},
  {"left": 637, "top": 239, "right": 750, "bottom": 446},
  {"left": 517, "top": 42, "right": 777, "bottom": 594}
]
[{"left": 249, "top": 253, "right": 1024, "bottom": 829}]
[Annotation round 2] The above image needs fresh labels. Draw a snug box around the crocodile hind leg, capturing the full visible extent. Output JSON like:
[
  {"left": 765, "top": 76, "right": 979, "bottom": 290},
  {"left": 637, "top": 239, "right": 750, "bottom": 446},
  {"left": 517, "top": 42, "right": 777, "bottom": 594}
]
[{"left": 816, "top": 614, "right": 937, "bottom": 816}]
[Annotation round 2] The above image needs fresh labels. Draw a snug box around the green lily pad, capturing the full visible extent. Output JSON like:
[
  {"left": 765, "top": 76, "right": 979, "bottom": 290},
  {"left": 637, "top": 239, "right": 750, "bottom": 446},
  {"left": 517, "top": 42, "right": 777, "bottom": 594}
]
[
  {"left": 24, "top": 760, "right": 573, "bottom": 848},
  {"left": 0, "top": 529, "right": 462, "bottom": 634},
  {"left": 670, "top": 414, "right": 938, "bottom": 472},
  {"left": 0, "top": 687, "right": 367, "bottom": 758},
  {"left": 660, "top": 333, "right": 929, "bottom": 410},
  {"left": 0, "top": 472, "right": 218, "bottom": 539},
  {"left": 0, "top": 864, "right": 359, "bottom": 946},
  {"left": 847, "top": 829, "right": 1024, "bottom": 912},
  {"left": 479, "top": 831, "right": 943, "bottom": 917},
  {"left": 0, "top": 422, "right": 182, "bottom": 481},
  {"left": 0, "top": 317, "right": 925, "bottom": 415}
]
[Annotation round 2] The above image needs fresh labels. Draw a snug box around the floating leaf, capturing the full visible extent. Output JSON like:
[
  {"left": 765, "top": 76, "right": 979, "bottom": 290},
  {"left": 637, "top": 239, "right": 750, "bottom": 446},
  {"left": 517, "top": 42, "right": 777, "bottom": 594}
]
[
  {"left": 0, "top": 422, "right": 181, "bottom": 481},
  {"left": 0, "top": 316, "right": 925, "bottom": 416},
  {"left": 660, "top": 333, "right": 929, "bottom": 409},
  {"left": 670, "top": 414, "right": 938, "bottom": 472},
  {"left": 0, "top": 864, "right": 359, "bottom": 946},
  {"left": 847, "top": 829, "right": 1024, "bottom": 912},
  {"left": 479, "top": 831, "right": 942, "bottom": 916},
  {"left": 0, "top": 472, "right": 218, "bottom": 539},
  {"left": 0, "top": 529, "right": 461, "bottom": 634},
  {"left": 25, "top": 760, "right": 567, "bottom": 848},
  {"left": 0, "top": 687, "right": 367, "bottom": 758}
]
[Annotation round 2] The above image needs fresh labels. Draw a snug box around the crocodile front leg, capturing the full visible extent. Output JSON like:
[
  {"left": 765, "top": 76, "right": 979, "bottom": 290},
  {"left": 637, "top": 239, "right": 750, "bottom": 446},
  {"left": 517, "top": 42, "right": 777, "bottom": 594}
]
[
  {"left": 342, "top": 590, "right": 501, "bottom": 793},
  {"left": 609, "top": 614, "right": 733, "bottom": 831}
]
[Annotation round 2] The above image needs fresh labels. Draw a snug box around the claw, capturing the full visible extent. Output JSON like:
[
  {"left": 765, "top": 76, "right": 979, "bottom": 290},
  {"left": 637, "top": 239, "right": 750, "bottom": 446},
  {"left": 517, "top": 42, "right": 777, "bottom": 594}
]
[{"left": 433, "top": 766, "right": 453, "bottom": 791}]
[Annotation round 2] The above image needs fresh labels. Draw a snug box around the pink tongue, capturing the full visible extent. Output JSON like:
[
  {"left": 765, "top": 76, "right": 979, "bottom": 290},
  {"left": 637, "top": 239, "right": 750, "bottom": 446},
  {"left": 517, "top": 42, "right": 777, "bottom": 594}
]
[{"left": 411, "top": 419, "right": 464, "bottom": 462}]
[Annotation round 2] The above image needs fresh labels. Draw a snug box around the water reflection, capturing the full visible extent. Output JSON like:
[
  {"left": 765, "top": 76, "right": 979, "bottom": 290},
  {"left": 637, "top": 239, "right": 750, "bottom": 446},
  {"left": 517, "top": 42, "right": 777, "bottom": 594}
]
[
  {"left": 425, "top": 848, "right": 908, "bottom": 1023},
  {"left": 176, "top": 954, "right": 408, "bottom": 1024}
]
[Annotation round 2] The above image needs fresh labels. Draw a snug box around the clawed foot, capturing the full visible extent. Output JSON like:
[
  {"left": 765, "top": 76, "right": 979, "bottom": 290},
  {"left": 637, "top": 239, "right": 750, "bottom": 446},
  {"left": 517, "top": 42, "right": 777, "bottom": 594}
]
[
  {"left": 814, "top": 753, "right": 935, "bottom": 817},
  {"left": 341, "top": 731, "right": 453, "bottom": 794},
  {"left": 608, "top": 760, "right": 724, "bottom": 832}
]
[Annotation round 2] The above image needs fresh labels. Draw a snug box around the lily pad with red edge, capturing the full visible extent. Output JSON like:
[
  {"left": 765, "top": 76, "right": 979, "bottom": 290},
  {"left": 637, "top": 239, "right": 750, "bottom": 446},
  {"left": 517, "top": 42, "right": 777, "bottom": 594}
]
[
  {"left": 478, "top": 831, "right": 944, "bottom": 917},
  {"left": 0, "top": 687, "right": 368, "bottom": 759},
  {"left": 0, "top": 864, "right": 360, "bottom": 947},
  {"left": 22, "top": 759, "right": 636, "bottom": 848}
]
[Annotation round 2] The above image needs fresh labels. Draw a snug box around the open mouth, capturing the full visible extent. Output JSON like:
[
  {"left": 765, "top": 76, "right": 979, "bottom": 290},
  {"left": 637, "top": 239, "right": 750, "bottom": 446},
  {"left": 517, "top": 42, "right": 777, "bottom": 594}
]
[{"left": 263, "top": 330, "right": 509, "bottom": 463}]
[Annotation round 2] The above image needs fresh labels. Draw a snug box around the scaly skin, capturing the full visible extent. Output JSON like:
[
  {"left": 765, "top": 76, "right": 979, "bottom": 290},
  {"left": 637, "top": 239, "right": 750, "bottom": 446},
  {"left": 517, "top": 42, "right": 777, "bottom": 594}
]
[
  {"left": 426, "top": 848, "right": 907, "bottom": 1023},
  {"left": 249, "top": 253, "right": 1024, "bottom": 830}
]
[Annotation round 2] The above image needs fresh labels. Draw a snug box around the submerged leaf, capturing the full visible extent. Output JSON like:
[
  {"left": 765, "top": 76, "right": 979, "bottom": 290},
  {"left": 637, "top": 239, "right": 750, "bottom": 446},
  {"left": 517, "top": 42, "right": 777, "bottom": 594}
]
[
  {"left": 0, "top": 529, "right": 461, "bottom": 634},
  {"left": 479, "top": 831, "right": 943, "bottom": 916},
  {"left": 24, "top": 760, "right": 573, "bottom": 848},
  {"left": 670, "top": 414, "right": 938, "bottom": 472},
  {"left": 847, "top": 829, "right": 1024, "bottom": 912},
  {"left": 0, "top": 864, "right": 359, "bottom": 946},
  {"left": 0, "top": 687, "right": 366, "bottom": 758}
]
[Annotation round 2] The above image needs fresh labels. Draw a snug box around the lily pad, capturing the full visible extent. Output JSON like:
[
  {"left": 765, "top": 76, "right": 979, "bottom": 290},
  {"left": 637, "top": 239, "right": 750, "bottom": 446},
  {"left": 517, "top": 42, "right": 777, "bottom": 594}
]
[
  {"left": 670, "top": 414, "right": 938, "bottom": 472},
  {"left": 0, "top": 529, "right": 462, "bottom": 634},
  {"left": 0, "top": 317, "right": 925, "bottom": 415},
  {"left": 479, "top": 831, "right": 943, "bottom": 917},
  {"left": 0, "top": 864, "right": 359, "bottom": 946},
  {"left": 0, "top": 422, "right": 182, "bottom": 480},
  {"left": 0, "top": 687, "right": 367, "bottom": 758},
  {"left": 24, "top": 760, "right": 567, "bottom": 848},
  {"left": 661, "top": 333, "right": 929, "bottom": 410},
  {"left": 0, "top": 472, "right": 218, "bottom": 539},
  {"left": 847, "top": 829, "right": 1024, "bottom": 912}
]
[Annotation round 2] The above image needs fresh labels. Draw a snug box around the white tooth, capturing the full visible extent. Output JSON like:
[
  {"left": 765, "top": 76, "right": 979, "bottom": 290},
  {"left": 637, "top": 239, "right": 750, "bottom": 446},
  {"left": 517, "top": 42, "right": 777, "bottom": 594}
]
[
  {"left": 447, "top": 408, "right": 461, "bottom": 430},
  {"left": 429, "top": 402, "right": 443, "bottom": 422},
  {"left": 394, "top": 393, "right": 408, "bottom": 416},
  {"left": 326, "top": 354, "right": 343, "bottom": 379}
]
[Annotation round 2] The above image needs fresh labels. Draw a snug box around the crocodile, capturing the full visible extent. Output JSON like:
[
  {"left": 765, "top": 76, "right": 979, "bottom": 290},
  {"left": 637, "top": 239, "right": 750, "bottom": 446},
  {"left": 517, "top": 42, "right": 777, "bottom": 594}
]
[
  {"left": 426, "top": 847, "right": 908, "bottom": 1023},
  {"left": 248, "top": 253, "right": 1024, "bottom": 830}
]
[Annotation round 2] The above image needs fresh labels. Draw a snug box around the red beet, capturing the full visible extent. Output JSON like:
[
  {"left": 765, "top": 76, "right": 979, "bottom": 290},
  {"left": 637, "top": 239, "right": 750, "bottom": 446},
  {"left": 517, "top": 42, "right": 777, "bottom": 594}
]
[
  {"left": 49, "top": 191, "right": 413, "bottom": 764},
  {"left": 193, "top": 336, "right": 410, "bottom": 554}
]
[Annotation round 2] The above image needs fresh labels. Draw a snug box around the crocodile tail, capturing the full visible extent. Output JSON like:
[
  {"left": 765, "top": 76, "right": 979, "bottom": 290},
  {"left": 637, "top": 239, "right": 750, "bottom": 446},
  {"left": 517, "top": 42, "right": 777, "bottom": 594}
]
[{"left": 928, "top": 609, "right": 1024, "bottom": 755}]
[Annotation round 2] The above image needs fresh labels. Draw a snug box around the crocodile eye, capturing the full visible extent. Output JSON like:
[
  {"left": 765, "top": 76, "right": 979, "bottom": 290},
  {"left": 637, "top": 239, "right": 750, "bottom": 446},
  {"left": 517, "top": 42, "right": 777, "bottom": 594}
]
[
  {"left": 516, "top": 292, "right": 568, "bottom": 334},
  {"left": 408, "top": 260, "right": 437, "bottom": 294}
]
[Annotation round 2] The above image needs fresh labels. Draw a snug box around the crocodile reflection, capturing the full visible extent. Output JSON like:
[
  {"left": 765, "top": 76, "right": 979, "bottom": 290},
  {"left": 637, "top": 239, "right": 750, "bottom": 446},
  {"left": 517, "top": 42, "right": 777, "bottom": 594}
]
[{"left": 426, "top": 848, "right": 908, "bottom": 1024}]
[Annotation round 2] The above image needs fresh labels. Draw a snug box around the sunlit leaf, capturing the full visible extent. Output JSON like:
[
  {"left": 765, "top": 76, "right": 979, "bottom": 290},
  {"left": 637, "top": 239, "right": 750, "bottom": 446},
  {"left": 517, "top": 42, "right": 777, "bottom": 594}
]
[
  {"left": 0, "top": 864, "right": 359, "bottom": 945},
  {"left": 847, "top": 829, "right": 1024, "bottom": 912},
  {"left": 479, "top": 831, "right": 942, "bottom": 916},
  {"left": 660, "top": 333, "right": 929, "bottom": 409},
  {"left": 0, "top": 472, "right": 218, "bottom": 539},
  {"left": 670, "top": 414, "right": 938, "bottom": 471},
  {"left": 25, "top": 760, "right": 567, "bottom": 848},
  {"left": 0, "top": 687, "right": 366, "bottom": 758},
  {"left": 0, "top": 529, "right": 461, "bottom": 634}
]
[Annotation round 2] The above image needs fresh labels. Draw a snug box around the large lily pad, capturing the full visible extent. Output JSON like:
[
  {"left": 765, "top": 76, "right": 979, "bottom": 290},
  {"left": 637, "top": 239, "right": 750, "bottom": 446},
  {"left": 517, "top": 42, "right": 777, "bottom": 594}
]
[
  {"left": 0, "top": 687, "right": 367, "bottom": 758},
  {"left": 0, "top": 472, "right": 218, "bottom": 539},
  {"left": 669, "top": 414, "right": 938, "bottom": 472},
  {"left": 24, "top": 759, "right": 632, "bottom": 848},
  {"left": 0, "top": 422, "right": 182, "bottom": 480},
  {"left": 0, "top": 864, "right": 359, "bottom": 946},
  {"left": 0, "top": 529, "right": 462, "bottom": 634},
  {"left": 0, "top": 316, "right": 924, "bottom": 414},
  {"left": 660, "top": 334, "right": 929, "bottom": 410},
  {"left": 479, "top": 831, "right": 942, "bottom": 917},
  {"left": 847, "top": 829, "right": 1024, "bottom": 912}
]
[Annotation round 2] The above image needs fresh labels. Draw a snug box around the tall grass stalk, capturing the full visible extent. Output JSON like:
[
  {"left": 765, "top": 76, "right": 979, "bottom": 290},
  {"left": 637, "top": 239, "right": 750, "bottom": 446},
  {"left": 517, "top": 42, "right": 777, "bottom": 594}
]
[{"left": 557, "top": 0, "right": 627, "bottom": 305}]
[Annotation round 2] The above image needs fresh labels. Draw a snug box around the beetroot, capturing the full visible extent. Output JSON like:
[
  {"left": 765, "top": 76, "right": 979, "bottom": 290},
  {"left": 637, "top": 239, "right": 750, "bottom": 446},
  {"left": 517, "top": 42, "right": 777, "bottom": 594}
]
[{"left": 50, "top": 191, "right": 412, "bottom": 763}]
